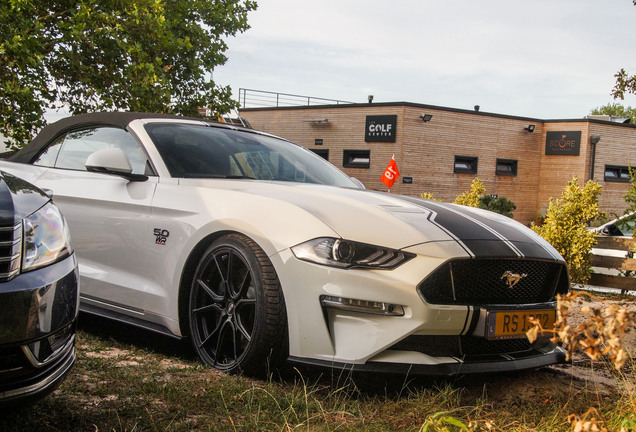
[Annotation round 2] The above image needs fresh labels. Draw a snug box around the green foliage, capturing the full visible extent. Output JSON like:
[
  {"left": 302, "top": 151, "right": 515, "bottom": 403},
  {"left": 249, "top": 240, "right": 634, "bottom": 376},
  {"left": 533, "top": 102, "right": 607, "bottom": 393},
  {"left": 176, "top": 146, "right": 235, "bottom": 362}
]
[
  {"left": 424, "top": 181, "right": 516, "bottom": 217},
  {"left": 612, "top": 67, "right": 636, "bottom": 102},
  {"left": 420, "top": 411, "right": 469, "bottom": 431},
  {"left": 623, "top": 166, "right": 636, "bottom": 220},
  {"left": 0, "top": 0, "right": 256, "bottom": 149},
  {"left": 454, "top": 177, "right": 485, "bottom": 207},
  {"left": 590, "top": 102, "right": 636, "bottom": 123},
  {"left": 420, "top": 192, "right": 442, "bottom": 201},
  {"left": 478, "top": 195, "right": 516, "bottom": 218},
  {"left": 531, "top": 177, "right": 602, "bottom": 284}
]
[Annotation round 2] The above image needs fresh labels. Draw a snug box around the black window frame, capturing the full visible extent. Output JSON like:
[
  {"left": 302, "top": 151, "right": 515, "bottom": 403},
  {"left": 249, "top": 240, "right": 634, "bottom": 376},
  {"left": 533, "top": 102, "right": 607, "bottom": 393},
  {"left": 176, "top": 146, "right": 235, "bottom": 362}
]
[
  {"left": 495, "top": 158, "right": 518, "bottom": 176},
  {"left": 310, "top": 148, "right": 329, "bottom": 161},
  {"left": 454, "top": 155, "right": 478, "bottom": 174},
  {"left": 343, "top": 150, "right": 371, "bottom": 168},
  {"left": 604, "top": 165, "right": 632, "bottom": 183}
]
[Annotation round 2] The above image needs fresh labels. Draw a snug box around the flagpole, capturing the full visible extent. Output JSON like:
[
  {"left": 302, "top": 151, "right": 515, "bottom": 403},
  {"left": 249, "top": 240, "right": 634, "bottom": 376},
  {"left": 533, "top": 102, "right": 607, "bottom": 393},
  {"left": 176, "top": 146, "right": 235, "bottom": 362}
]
[{"left": 389, "top": 154, "right": 393, "bottom": 193}]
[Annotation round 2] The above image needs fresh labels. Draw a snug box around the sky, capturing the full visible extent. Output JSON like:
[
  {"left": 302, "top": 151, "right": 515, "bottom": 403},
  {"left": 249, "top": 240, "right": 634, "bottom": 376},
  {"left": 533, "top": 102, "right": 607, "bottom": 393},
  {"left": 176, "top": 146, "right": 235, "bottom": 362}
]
[{"left": 213, "top": 0, "right": 636, "bottom": 120}]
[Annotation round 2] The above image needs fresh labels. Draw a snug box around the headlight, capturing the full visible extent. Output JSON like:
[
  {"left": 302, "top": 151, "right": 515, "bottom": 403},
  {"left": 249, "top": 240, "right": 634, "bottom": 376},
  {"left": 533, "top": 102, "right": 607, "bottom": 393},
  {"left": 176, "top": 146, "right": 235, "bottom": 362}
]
[
  {"left": 22, "top": 202, "right": 73, "bottom": 272},
  {"left": 291, "top": 238, "right": 415, "bottom": 270}
]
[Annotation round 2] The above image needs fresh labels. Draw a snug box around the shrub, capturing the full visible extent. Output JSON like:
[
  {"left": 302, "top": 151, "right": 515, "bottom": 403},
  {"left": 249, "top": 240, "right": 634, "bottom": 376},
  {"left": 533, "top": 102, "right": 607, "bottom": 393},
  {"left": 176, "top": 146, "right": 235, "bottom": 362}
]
[
  {"left": 478, "top": 195, "right": 516, "bottom": 218},
  {"left": 420, "top": 192, "right": 441, "bottom": 201},
  {"left": 453, "top": 178, "right": 485, "bottom": 207},
  {"left": 531, "top": 177, "right": 602, "bottom": 284}
]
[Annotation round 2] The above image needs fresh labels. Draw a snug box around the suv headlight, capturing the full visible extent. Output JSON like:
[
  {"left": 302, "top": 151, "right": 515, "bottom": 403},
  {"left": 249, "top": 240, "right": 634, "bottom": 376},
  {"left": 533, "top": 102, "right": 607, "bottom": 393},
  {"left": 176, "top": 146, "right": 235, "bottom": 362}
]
[
  {"left": 291, "top": 238, "right": 415, "bottom": 270},
  {"left": 22, "top": 202, "right": 73, "bottom": 272}
]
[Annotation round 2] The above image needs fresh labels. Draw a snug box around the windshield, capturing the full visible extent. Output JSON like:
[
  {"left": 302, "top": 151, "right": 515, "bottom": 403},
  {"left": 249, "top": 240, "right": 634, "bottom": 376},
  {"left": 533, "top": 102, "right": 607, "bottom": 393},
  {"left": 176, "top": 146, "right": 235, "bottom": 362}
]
[{"left": 145, "top": 123, "right": 358, "bottom": 187}]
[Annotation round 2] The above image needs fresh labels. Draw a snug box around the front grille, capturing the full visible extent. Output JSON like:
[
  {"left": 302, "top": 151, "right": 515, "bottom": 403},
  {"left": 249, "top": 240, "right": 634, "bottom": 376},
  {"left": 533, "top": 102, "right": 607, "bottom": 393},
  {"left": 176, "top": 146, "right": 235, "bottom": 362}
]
[
  {"left": 0, "top": 223, "right": 21, "bottom": 282},
  {"left": 389, "top": 335, "right": 554, "bottom": 359},
  {"left": 417, "top": 258, "right": 569, "bottom": 305},
  {"left": 0, "top": 345, "right": 32, "bottom": 382},
  {"left": 460, "top": 336, "right": 534, "bottom": 356},
  {"left": 0, "top": 338, "right": 75, "bottom": 395}
]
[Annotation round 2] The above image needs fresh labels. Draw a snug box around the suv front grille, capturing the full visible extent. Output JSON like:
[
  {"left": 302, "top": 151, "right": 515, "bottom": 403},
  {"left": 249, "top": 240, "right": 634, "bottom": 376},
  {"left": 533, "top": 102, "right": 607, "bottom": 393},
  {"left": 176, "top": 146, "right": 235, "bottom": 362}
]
[
  {"left": 0, "top": 223, "right": 21, "bottom": 282},
  {"left": 417, "top": 258, "right": 569, "bottom": 305}
]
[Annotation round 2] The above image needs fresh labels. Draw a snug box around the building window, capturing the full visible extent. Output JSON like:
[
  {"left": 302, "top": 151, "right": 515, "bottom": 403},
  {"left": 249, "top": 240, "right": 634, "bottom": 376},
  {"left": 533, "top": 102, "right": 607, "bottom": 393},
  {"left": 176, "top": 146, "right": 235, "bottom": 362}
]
[
  {"left": 604, "top": 165, "right": 631, "bottom": 182},
  {"left": 496, "top": 159, "right": 518, "bottom": 176},
  {"left": 454, "top": 155, "right": 478, "bottom": 174},
  {"left": 311, "top": 149, "right": 329, "bottom": 161},
  {"left": 343, "top": 150, "right": 370, "bottom": 168}
]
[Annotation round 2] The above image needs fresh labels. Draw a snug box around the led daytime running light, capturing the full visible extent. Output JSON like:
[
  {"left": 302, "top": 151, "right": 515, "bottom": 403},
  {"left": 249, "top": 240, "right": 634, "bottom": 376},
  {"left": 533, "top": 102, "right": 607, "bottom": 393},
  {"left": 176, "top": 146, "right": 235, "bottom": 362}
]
[{"left": 320, "top": 295, "right": 405, "bottom": 316}]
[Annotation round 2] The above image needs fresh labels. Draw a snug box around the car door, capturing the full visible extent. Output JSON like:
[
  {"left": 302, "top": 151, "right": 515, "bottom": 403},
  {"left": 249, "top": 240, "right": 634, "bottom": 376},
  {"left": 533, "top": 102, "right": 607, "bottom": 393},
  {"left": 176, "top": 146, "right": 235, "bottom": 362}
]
[{"left": 30, "top": 126, "right": 158, "bottom": 314}]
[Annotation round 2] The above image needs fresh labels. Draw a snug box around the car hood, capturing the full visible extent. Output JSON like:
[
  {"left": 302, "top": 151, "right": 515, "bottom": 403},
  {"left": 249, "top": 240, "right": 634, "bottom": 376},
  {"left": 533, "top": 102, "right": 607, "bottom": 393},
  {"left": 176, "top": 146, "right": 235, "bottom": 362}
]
[
  {"left": 199, "top": 180, "right": 562, "bottom": 261},
  {"left": 0, "top": 170, "right": 49, "bottom": 225}
]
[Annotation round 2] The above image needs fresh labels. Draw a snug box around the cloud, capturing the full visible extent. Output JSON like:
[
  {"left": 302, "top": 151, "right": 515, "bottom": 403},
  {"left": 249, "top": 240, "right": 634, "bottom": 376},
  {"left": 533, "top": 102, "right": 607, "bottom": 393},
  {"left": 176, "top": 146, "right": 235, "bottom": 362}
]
[{"left": 215, "top": 0, "right": 636, "bottom": 118}]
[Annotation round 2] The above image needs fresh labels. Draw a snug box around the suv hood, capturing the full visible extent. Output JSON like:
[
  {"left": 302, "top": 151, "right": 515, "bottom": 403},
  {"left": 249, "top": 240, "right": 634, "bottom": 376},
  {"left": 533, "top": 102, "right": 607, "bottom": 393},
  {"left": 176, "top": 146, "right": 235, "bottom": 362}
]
[{"left": 0, "top": 170, "right": 49, "bottom": 225}]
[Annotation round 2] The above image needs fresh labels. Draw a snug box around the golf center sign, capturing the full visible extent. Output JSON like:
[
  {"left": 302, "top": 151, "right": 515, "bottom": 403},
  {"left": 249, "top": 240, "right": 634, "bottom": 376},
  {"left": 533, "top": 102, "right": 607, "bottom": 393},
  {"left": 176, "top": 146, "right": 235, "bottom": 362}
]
[
  {"left": 365, "top": 115, "right": 397, "bottom": 142},
  {"left": 545, "top": 131, "right": 581, "bottom": 156}
]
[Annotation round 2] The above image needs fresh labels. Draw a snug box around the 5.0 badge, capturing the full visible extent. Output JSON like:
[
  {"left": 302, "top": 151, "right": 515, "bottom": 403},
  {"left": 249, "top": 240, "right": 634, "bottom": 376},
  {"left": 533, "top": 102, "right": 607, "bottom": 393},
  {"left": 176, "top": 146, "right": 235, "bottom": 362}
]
[{"left": 154, "top": 228, "right": 170, "bottom": 245}]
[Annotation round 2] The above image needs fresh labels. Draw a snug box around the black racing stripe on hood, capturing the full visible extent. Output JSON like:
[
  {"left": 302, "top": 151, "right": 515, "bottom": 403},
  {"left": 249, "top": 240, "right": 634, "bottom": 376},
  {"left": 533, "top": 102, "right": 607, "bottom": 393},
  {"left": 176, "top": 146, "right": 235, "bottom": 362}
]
[
  {"left": 422, "top": 202, "right": 521, "bottom": 258},
  {"left": 397, "top": 196, "right": 558, "bottom": 260},
  {"left": 431, "top": 202, "right": 559, "bottom": 260}
]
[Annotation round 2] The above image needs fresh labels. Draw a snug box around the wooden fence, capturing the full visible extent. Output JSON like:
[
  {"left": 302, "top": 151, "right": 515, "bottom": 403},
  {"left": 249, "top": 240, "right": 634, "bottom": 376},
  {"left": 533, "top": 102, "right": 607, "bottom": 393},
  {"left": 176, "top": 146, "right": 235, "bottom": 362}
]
[{"left": 589, "top": 236, "right": 636, "bottom": 294}]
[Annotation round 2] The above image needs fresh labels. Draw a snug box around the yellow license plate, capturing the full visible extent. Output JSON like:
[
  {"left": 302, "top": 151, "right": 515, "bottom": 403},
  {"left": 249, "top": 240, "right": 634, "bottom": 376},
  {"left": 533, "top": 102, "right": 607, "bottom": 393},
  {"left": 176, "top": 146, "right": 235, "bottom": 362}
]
[{"left": 486, "top": 309, "right": 556, "bottom": 340}]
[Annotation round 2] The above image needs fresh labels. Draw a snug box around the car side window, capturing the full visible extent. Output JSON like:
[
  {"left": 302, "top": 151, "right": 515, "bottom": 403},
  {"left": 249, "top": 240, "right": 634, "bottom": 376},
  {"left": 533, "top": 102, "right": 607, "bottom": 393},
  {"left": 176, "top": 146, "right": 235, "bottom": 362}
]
[
  {"left": 33, "top": 136, "right": 64, "bottom": 167},
  {"left": 34, "top": 127, "right": 149, "bottom": 175}
]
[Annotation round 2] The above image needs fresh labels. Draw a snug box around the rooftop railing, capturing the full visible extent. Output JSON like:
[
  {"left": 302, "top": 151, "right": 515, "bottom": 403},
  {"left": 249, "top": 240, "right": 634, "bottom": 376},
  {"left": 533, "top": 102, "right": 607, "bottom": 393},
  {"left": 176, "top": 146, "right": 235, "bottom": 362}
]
[{"left": 238, "top": 88, "right": 355, "bottom": 109}]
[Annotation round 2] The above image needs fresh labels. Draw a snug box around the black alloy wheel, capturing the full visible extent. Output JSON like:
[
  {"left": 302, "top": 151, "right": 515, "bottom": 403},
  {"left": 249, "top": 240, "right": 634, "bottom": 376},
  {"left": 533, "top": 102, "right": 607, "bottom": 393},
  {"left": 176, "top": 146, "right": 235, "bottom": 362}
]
[{"left": 189, "top": 233, "right": 287, "bottom": 375}]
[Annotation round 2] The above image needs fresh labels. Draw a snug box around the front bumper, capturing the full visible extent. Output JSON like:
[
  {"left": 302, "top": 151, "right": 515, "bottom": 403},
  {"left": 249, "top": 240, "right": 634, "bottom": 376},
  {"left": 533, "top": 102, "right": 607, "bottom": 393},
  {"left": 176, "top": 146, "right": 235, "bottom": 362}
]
[
  {"left": 273, "top": 244, "right": 567, "bottom": 375},
  {"left": 0, "top": 253, "right": 79, "bottom": 405}
]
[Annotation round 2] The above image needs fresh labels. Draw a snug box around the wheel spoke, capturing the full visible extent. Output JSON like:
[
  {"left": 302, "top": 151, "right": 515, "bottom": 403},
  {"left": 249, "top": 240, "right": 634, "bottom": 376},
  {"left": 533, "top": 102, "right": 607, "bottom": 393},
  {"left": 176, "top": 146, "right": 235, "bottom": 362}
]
[
  {"left": 236, "top": 297, "right": 256, "bottom": 308},
  {"left": 224, "top": 251, "right": 233, "bottom": 289},
  {"left": 198, "top": 317, "right": 223, "bottom": 350},
  {"left": 235, "top": 298, "right": 256, "bottom": 341},
  {"left": 226, "top": 251, "right": 244, "bottom": 299},
  {"left": 212, "top": 252, "right": 228, "bottom": 286},
  {"left": 196, "top": 278, "right": 224, "bottom": 303},
  {"left": 214, "top": 319, "right": 237, "bottom": 366},
  {"left": 192, "top": 302, "right": 222, "bottom": 315},
  {"left": 235, "top": 315, "right": 252, "bottom": 342},
  {"left": 234, "top": 268, "right": 251, "bottom": 300}
]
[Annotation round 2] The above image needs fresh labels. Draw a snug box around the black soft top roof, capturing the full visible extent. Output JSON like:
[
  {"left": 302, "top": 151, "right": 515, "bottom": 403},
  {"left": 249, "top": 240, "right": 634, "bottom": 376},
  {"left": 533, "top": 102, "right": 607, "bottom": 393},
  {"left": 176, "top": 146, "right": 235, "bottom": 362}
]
[{"left": 10, "top": 111, "right": 230, "bottom": 163}]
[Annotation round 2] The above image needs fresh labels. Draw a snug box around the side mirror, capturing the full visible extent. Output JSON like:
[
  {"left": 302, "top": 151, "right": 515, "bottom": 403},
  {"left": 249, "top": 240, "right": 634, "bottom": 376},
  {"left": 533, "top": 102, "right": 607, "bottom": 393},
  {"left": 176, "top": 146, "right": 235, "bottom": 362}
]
[
  {"left": 85, "top": 148, "right": 148, "bottom": 182},
  {"left": 350, "top": 177, "right": 366, "bottom": 189}
]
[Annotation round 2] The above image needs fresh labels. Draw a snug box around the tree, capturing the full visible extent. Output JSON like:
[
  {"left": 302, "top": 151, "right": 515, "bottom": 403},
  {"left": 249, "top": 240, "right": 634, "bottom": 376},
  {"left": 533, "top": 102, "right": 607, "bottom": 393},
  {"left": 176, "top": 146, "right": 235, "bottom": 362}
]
[
  {"left": 589, "top": 102, "right": 636, "bottom": 123},
  {"left": 531, "top": 177, "right": 602, "bottom": 284},
  {"left": 0, "top": 0, "right": 256, "bottom": 150},
  {"left": 623, "top": 166, "right": 636, "bottom": 218},
  {"left": 612, "top": 0, "right": 636, "bottom": 102},
  {"left": 612, "top": 68, "right": 636, "bottom": 102}
]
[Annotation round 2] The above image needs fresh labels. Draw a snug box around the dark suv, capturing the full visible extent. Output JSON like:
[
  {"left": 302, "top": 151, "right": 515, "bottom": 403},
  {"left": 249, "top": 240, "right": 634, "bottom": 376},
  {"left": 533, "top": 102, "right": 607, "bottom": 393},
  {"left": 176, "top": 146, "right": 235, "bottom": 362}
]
[{"left": 0, "top": 170, "right": 79, "bottom": 406}]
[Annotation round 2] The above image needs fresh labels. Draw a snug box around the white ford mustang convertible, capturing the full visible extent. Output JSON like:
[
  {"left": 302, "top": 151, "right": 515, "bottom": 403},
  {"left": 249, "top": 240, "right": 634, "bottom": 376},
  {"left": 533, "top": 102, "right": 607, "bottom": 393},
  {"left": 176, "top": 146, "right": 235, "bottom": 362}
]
[{"left": 0, "top": 112, "right": 569, "bottom": 376}]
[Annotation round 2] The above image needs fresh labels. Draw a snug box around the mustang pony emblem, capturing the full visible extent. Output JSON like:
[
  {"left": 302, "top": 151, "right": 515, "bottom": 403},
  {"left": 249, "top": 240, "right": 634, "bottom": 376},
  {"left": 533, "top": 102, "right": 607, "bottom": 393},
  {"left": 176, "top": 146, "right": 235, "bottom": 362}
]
[{"left": 501, "top": 271, "right": 528, "bottom": 288}]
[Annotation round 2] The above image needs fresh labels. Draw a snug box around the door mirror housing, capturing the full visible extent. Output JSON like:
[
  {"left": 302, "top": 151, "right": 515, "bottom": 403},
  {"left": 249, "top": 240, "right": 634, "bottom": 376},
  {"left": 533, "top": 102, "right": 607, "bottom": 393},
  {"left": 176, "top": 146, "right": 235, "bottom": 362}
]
[{"left": 85, "top": 148, "right": 148, "bottom": 182}]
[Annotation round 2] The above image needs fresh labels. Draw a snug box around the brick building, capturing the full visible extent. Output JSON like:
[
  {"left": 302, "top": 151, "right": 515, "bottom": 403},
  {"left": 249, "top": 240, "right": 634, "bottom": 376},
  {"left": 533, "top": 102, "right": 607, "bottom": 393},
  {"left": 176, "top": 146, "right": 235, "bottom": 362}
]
[{"left": 239, "top": 101, "right": 636, "bottom": 225}]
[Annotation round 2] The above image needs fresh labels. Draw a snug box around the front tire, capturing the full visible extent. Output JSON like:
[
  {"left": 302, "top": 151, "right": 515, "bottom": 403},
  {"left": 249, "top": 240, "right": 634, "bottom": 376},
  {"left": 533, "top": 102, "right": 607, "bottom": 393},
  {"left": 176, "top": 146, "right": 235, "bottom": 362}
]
[{"left": 188, "top": 233, "right": 287, "bottom": 375}]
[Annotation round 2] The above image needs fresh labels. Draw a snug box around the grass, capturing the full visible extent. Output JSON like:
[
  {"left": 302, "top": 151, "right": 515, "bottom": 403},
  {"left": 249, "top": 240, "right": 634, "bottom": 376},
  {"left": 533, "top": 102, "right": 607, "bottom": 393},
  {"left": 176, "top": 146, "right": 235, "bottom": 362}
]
[{"left": 0, "top": 315, "right": 634, "bottom": 432}]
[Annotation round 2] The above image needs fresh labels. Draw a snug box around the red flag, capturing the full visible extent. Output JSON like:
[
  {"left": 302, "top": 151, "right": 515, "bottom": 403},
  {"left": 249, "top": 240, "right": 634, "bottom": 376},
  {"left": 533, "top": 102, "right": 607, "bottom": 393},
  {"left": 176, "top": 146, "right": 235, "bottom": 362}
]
[{"left": 381, "top": 157, "right": 399, "bottom": 190}]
